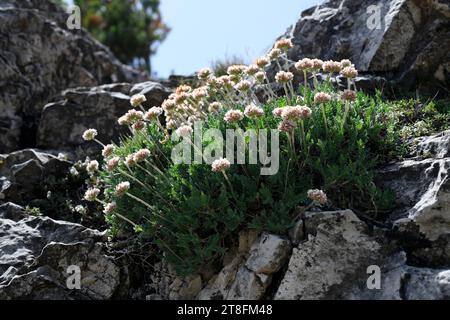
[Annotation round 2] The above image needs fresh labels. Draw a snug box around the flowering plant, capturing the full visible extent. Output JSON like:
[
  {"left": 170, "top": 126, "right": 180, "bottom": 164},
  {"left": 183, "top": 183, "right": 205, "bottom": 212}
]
[{"left": 80, "top": 39, "right": 399, "bottom": 274}]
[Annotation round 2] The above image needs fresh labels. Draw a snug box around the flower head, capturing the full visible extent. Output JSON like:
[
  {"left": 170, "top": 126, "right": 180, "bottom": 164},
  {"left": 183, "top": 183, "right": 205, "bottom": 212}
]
[
  {"left": 254, "top": 71, "right": 266, "bottom": 83},
  {"left": 144, "top": 107, "right": 163, "bottom": 122},
  {"left": 224, "top": 110, "right": 244, "bottom": 123},
  {"left": 340, "top": 59, "right": 353, "bottom": 68},
  {"left": 106, "top": 157, "right": 120, "bottom": 172},
  {"left": 208, "top": 102, "right": 222, "bottom": 113},
  {"left": 86, "top": 160, "right": 99, "bottom": 174},
  {"left": 227, "top": 65, "right": 247, "bottom": 76},
  {"left": 272, "top": 107, "right": 284, "bottom": 117},
  {"left": 274, "top": 38, "right": 293, "bottom": 51},
  {"left": 307, "top": 189, "right": 328, "bottom": 205},
  {"left": 82, "top": 129, "right": 98, "bottom": 141},
  {"left": 133, "top": 149, "right": 151, "bottom": 163},
  {"left": 212, "top": 158, "right": 231, "bottom": 172},
  {"left": 115, "top": 182, "right": 130, "bottom": 197},
  {"left": 176, "top": 125, "right": 193, "bottom": 137},
  {"left": 234, "top": 80, "right": 252, "bottom": 92},
  {"left": 198, "top": 68, "right": 212, "bottom": 80},
  {"left": 242, "top": 64, "right": 257, "bottom": 77},
  {"left": 295, "top": 58, "right": 314, "bottom": 71},
  {"left": 322, "top": 60, "right": 342, "bottom": 73},
  {"left": 84, "top": 188, "right": 100, "bottom": 201},
  {"left": 268, "top": 48, "right": 282, "bottom": 60},
  {"left": 311, "top": 59, "right": 324, "bottom": 71},
  {"left": 103, "top": 202, "right": 117, "bottom": 215},
  {"left": 341, "top": 66, "right": 358, "bottom": 78},
  {"left": 255, "top": 57, "right": 270, "bottom": 68},
  {"left": 275, "top": 71, "right": 294, "bottom": 83},
  {"left": 130, "top": 94, "right": 147, "bottom": 107},
  {"left": 244, "top": 104, "right": 264, "bottom": 119},
  {"left": 162, "top": 99, "right": 176, "bottom": 112},
  {"left": 125, "top": 154, "right": 136, "bottom": 167},
  {"left": 278, "top": 120, "right": 296, "bottom": 133},
  {"left": 341, "top": 90, "right": 357, "bottom": 102},
  {"left": 281, "top": 105, "right": 311, "bottom": 120},
  {"left": 192, "top": 87, "right": 208, "bottom": 101},
  {"left": 176, "top": 85, "right": 192, "bottom": 94},
  {"left": 132, "top": 121, "right": 145, "bottom": 131},
  {"left": 314, "top": 92, "right": 332, "bottom": 104},
  {"left": 102, "top": 144, "right": 115, "bottom": 158}
]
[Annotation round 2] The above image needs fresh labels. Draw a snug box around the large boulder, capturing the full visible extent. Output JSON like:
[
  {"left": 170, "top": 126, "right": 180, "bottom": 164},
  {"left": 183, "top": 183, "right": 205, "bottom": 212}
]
[
  {"left": 274, "top": 0, "right": 450, "bottom": 93},
  {"left": 36, "top": 82, "right": 172, "bottom": 150},
  {"left": 0, "top": 204, "right": 125, "bottom": 299},
  {"left": 0, "top": 0, "right": 148, "bottom": 153}
]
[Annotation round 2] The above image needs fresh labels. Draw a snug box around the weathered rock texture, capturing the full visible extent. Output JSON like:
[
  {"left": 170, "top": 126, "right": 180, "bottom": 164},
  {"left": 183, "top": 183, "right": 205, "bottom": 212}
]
[
  {"left": 37, "top": 82, "right": 171, "bottom": 150},
  {"left": 275, "top": 0, "right": 450, "bottom": 93},
  {"left": 0, "top": 204, "right": 125, "bottom": 299},
  {"left": 0, "top": 0, "right": 148, "bottom": 152}
]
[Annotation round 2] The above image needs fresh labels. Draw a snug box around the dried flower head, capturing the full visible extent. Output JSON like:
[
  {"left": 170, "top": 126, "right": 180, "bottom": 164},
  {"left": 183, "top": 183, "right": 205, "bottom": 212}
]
[
  {"left": 103, "top": 202, "right": 117, "bottom": 215},
  {"left": 314, "top": 92, "right": 332, "bottom": 104},
  {"left": 102, "top": 144, "right": 115, "bottom": 158},
  {"left": 244, "top": 104, "right": 264, "bottom": 119},
  {"left": 133, "top": 148, "right": 151, "bottom": 163},
  {"left": 144, "top": 107, "right": 163, "bottom": 122},
  {"left": 106, "top": 157, "right": 120, "bottom": 172},
  {"left": 86, "top": 160, "right": 99, "bottom": 174},
  {"left": 299, "top": 106, "right": 312, "bottom": 118},
  {"left": 84, "top": 188, "right": 100, "bottom": 202},
  {"left": 295, "top": 58, "right": 314, "bottom": 71},
  {"left": 341, "top": 66, "right": 358, "bottom": 78},
  {"left": 307, "top": 189, "right": 328, "bottom": 205},
  {"left": 341, "top": 90, "right": 357, "bottom": 102},
  {"left": 115, "top": 182, "right": 130, "bottom": 197},
  {"left": 275, "top": 71, "right": 294, "bottom": 83},
  {"left": 198, "top": 68, "right": 212, "bottom": 80},
  {"left": 211, "top": 158, "right": 231, "bottom": 172},
  {"left": 130, "top": 94, "right": 147, "bottom": 107},
  {"left": 255, "top": 57, "right": 270, "bottom": 68},
  {"left": 82, "top": 129, "right": 98, "bottom": 141},
  {"left": 224, "top": 110, "right": 244, "bottom": 123}
]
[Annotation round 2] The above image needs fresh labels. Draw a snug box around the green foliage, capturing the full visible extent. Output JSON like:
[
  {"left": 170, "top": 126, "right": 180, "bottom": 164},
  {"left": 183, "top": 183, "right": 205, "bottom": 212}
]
[
  {"left": 95, "top": 85, "right": 403, "bottom": 275},
  {"left": 74, "top": 0, "right": 170, "bottom": 72}
]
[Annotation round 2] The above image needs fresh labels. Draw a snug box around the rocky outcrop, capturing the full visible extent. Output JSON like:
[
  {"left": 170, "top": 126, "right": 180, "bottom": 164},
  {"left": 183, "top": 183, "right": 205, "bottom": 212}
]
[
  {"left": 378, "top": 131, "right": 450, "bottom": 241},
  {"left": 274, "top": 0, "right": 450, "bottom": 93},
  {"left": 36, "top": 82, "right": 172, "bottom": 151},
  {"left": 0, "top": 204, "right": 125, "bottom": 299},
  {"left": 0, "top": 0, "right": 148, "bottom": 153}
]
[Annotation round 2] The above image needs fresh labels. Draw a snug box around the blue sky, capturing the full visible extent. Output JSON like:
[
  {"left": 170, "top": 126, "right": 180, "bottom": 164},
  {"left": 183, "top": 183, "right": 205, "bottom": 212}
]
[{"left": 152, "top": 0, "right": 319, "bottom": 78}]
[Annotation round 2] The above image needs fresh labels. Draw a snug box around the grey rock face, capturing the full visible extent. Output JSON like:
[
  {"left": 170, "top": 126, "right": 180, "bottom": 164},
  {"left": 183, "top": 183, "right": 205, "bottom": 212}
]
[
  {"left": 198, "top": 233, "right": 291, "bottom": 300},
  {"left": 0, "top": 205, "right": 123, "bottom": 299},
  {"left": 274, "top": 0, "right": 450, "bottom": 92},
  {"left": 378, "top": 130, "right": 450, "bottom": 242},
  {"left": 37, "top": 82, "right": 172, "bottom": 150},
  {"left": 0, "top": 0, "right": 148, "bottom": 153},
  {"left": 275, "top": 210, "right": 382, "bottom": 300}
]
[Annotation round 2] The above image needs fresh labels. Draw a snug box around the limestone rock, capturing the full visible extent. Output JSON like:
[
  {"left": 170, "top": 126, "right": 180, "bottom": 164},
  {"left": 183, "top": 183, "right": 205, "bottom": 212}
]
[
  {"left": 0, "top": 207, "right": 123, "bottom": 299},
  {"left": 275, "top": 210, "right": 382, "bottom": 300},
  {"left": 272, "top": 0, "right": 450, "bottom": 93},
  {"left": 0, "top": 0, "right": 148, "bottom": 153}
]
